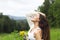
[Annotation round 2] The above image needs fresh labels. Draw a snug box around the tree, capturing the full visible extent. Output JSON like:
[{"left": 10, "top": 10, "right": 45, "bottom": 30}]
[
  {"left": 38, "top": 0, "right": 50, "bottom": 15},
  {"left": 48, "top": 0, "right": 60, "bottom": 27},
  {"left": 37, "top": 0, "right": 60, "bottom": 28},
  {"left": 0, "top": 13, "right": 4, "bottom": 33}
]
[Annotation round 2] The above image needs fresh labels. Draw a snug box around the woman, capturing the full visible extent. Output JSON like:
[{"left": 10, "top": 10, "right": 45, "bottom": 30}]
[{"left": 26, "top": 12, "right": 50, "bottom": 40}]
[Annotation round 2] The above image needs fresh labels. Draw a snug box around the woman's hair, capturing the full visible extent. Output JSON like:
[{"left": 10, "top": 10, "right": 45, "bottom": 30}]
[{"left": 39, "top": 13, "right": 50, "bottom": 40}]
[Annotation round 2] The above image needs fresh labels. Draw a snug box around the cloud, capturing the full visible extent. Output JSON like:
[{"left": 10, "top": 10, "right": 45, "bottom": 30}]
[{"left": 0, "top": 0, "right": 44, "bottom": 17}]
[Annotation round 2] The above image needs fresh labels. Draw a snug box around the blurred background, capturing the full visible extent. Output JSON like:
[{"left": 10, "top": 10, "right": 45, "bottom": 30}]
[{"left": 0, "top": 0, "right": 60, "bottom": 40}]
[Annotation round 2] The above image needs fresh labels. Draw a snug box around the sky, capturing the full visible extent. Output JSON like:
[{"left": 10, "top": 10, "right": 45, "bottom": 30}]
[{"left": 0, "top": 0, "right": 44, "bottom": 17}]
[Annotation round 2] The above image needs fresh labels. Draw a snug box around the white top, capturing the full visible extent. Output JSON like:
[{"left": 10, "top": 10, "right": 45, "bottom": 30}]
[{"left": 28, "top": 27, "right": 41, "bottom": 40}]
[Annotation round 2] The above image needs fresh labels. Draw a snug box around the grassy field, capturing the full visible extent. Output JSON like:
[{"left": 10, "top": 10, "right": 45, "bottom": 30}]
[
  {"left": 50, "top": 28, "right": 60, "bottom": 40},
  {"left": 0, "top": 28, "right": 60, "bottom": 40}
]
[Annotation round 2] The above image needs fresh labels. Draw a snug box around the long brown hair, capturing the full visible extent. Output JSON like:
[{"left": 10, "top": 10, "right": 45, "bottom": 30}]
[{"left": 39, "top": 13, "right": 50, "bottom": 40}]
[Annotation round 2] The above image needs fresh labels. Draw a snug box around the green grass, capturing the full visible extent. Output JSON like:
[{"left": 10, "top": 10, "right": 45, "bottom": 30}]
[
  {"left": 50, "top": 28, "right": 60, "bottom": 40},
  {"left": 0, "top": 28, "right": 60, "bottom": 40},
  {"left": 0, "top": 32, "right": 21, "bottom": 40}
]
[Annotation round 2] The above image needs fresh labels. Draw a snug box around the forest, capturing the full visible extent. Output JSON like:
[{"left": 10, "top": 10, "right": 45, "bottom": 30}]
[
  {"left": 0, "top": 13, "right": 29, "bottom": 33},
  {"left": 37, "top": 0, "right": 60, "bottom": 28}
]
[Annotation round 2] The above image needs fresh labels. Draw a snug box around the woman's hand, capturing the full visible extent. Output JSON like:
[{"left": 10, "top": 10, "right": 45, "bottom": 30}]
[{"left": 34, "top": 29, "right": 42, "bottom": 40}]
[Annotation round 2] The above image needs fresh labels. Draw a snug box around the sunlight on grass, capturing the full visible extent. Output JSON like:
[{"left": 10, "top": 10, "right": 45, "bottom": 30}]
[{"left": 50, "top": 28, "right": 60, "bottom": 40}]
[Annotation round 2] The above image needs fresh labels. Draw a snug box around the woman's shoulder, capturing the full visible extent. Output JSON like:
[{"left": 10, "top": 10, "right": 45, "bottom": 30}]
[
  {"left": 36, "top": 27, "right": 41, "bottom": 30},
  {"left": 34, "top": 28, "right": 42, "bottom": 40},
  {"left": 35, "top": 27, "right": 42, "bottom": 34}
]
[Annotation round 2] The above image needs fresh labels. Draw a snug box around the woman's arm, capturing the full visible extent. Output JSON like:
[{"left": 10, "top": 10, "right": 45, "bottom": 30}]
[{"left": 34, "top": 30, "right": 42, "bottom": 40}]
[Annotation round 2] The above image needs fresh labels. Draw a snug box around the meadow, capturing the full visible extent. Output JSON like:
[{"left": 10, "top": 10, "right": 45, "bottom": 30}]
[{"left": 0, "top": 28, "right": 60, "bottom": 40}]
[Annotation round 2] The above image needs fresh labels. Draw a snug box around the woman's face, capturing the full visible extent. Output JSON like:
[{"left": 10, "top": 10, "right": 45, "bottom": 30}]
[{"left": 30, "top": 13, "right": 40, "bottom": 22}]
